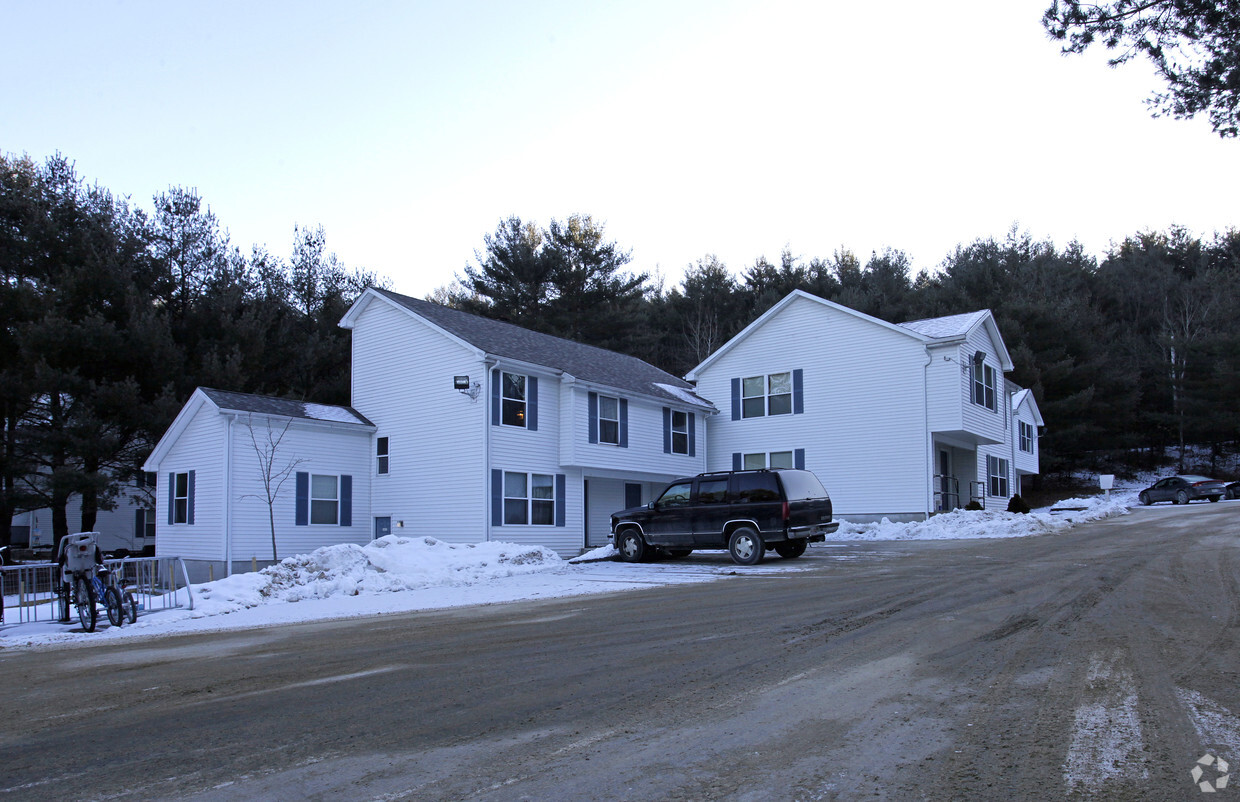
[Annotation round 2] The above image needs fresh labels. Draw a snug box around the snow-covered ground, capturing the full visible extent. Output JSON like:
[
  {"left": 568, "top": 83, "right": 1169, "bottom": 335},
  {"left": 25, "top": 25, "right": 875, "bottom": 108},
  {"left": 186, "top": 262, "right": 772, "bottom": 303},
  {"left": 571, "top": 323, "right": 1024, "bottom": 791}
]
[{"left": 0, "top": 487, "right": 1158, "bottom": 649}]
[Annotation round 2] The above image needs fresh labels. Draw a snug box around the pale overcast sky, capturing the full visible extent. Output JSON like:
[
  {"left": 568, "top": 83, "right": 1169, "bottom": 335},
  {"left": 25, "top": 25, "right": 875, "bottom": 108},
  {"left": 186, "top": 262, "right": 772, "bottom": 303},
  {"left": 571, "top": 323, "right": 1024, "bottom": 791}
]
[{"left": 5, "top": 0, "right": 1237, "bottom": 297}]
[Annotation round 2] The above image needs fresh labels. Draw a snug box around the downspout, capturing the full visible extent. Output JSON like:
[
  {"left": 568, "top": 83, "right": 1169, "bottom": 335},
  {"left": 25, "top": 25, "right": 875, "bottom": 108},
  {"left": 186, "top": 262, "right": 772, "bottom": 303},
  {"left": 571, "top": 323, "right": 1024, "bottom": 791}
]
[
  {"left": 483, "top": 357, "right": 496, "bottom": 544},
  {"left": 923, "top": 349, "right": 933, "bottom": 520},
  {"left": 223, "top": 413, "right": 234, "bottom": 576}
]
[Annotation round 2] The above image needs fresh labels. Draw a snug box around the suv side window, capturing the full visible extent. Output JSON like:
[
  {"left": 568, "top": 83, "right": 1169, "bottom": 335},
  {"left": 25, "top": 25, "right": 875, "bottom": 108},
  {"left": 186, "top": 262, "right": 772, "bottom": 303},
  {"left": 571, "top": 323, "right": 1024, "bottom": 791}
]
[
  {"left": 732, "top": 472, "right": 780, "bottom": 503},
  {"left": 657, "top": 481, "right": 693, "bottom": 507},
  {"left": 696, "top": 478, "right": 728, "bottom": 504}
]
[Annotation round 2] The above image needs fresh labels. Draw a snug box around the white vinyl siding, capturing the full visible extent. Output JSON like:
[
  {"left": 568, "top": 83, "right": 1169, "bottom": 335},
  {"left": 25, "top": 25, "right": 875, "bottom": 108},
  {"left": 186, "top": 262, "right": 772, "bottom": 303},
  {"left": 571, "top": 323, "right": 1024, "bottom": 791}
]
[
  {"left": 153, "top": 404, "right": 223, "bottom": 561},
  {"left": 697, "top": 293, "right": 927, "bottom": 521},
  {"left": 350, "top": 299, "right": 484, "bottom": 544}
]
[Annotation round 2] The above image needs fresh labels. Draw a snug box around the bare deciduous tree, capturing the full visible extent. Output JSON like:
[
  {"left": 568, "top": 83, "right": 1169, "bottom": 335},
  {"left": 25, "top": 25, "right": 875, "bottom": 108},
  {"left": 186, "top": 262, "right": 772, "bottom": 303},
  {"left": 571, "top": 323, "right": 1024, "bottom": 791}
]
[{"left": 241, "top": 414, "right": 305, "bottom": 561}]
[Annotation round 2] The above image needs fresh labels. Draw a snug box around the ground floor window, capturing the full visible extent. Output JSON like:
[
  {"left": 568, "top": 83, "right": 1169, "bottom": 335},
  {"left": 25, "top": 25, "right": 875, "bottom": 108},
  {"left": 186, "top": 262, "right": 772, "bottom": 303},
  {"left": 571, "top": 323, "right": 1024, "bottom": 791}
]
[
  {"left": 503, "top": 471, "right": 555, "bottom": 525},
  {"left": 311, "top": 474, "right": 340, "bottom": 524},
  {"left": 988, "top": 456, "right": 1009, "bottom": 497},
  {"left": 742, "top": 450, "right": 795, "bottom": 470}
]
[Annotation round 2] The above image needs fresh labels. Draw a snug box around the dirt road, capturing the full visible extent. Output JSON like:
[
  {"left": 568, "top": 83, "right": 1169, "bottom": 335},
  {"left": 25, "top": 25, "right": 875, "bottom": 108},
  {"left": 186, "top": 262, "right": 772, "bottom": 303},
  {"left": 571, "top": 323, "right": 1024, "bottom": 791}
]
[{"left": 2, "top": 502, "right": 1238, "bottom": 800}]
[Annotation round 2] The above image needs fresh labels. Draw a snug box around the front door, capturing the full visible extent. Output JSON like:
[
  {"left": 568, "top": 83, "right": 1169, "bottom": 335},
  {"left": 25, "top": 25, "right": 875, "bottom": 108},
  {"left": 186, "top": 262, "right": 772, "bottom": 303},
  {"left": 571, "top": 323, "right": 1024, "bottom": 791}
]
[{"left": 373, "top": 517, "right": 391, "bottom": 540}]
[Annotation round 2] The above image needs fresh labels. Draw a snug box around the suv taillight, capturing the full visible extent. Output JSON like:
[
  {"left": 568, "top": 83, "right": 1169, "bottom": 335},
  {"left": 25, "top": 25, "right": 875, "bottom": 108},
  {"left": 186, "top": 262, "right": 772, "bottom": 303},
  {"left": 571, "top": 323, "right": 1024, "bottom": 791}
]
[{"left": 782, "top": 500, "right": 790, "bottom": 522}]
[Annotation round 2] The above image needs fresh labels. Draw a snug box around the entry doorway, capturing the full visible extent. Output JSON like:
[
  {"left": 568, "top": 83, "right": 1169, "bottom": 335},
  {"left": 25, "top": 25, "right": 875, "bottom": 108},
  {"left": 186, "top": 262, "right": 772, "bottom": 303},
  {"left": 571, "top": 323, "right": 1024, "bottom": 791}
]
[{"left": 374, "top": 516, "right": 391, "bottom": 540}]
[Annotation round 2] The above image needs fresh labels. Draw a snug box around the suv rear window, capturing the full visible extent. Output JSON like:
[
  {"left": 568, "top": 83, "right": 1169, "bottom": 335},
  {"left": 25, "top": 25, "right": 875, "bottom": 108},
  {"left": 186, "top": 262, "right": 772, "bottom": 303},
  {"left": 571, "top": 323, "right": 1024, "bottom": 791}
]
[
  {"left": 777, "top": 470, "right": 829, "bottom": 500},
  {"left": 733, "top": 472, "right": 780, "bottom": 503}
]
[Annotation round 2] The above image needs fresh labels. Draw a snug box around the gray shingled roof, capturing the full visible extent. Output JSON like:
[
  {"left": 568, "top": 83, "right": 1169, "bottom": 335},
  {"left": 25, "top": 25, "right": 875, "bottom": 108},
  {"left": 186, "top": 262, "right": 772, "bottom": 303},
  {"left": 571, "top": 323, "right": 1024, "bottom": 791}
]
[
  {"left": 200, "top": 388, "right": 373, "bottom": 427},
  {"left": 373, "top": 289, "right": 713, "bottom": 409},
  {"left": 898, "top": 310, "right": 990, "bottom": 339}
]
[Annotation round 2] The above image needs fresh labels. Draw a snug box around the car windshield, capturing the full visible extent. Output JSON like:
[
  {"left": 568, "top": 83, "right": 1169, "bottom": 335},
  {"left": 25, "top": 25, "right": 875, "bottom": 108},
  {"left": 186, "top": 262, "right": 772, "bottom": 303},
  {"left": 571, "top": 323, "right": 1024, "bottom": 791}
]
[{"left": 776, "top": 470, "right": 829, "bottom": 500}]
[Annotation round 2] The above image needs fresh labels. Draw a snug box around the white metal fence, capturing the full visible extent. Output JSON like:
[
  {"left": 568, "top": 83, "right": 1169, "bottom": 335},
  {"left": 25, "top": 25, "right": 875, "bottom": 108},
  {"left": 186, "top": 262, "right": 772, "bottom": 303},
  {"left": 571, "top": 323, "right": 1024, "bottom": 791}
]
[{"left": 0, "top": 556, "right": 195, "bottom": 626}]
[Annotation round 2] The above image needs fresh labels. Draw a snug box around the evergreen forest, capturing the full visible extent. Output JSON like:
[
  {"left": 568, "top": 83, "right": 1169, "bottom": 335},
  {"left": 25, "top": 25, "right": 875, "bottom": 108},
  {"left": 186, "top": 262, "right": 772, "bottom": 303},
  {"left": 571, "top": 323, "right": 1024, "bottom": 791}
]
[{"left": 3, "top": 152, "right": 1239, "bottom": 544}]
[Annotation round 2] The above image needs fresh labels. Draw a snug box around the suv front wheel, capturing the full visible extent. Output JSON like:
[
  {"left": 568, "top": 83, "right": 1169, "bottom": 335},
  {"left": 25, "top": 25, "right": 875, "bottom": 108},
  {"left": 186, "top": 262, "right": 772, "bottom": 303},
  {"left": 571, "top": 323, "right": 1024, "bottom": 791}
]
[
  {"left": 617, "top": 530, "right": 648, "bottom": 563},
  {"left": 728, "top": 527, "right": 765, "bottom": 566}
]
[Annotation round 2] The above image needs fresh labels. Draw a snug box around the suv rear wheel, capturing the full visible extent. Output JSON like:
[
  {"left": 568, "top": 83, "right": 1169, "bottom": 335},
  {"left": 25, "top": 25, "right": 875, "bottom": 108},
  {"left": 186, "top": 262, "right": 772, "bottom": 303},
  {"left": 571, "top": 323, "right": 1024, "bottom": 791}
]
[
  {"left": 774, "top": 539, "right": 807, "bottom": 559},
  {"left": 617, "top": 530, "right": 647, "bottom": 563},
  {"left": 728, "top": 527, "right": 765, "bottom": 566}
]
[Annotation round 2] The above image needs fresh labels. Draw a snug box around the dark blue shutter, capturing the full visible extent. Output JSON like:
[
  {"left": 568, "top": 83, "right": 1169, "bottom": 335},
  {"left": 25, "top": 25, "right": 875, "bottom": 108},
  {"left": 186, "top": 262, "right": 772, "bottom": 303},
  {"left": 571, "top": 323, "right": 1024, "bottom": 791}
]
[
  {"left": 528, "top": 376, "right": 538, "bottom": 431},
  {"left": 662, "top": 407, "right": 671, "bottom": 453},
  {"left": 794, "top": 448, "right": 805, "bottom": 470},
  {"left": 555, "top": 474, "right": 566, "bottom": 527},
  {"left": 619, "top": 399, "right": 628, "bottom": 448},
  {"left": 491, "top": 469, "right": 503, "bottom": 526},
  {"left": 491, "top": 368, "right": 501, "bottom": 425},
  {"left": 732, "top": 452, "right": 742, "bottom": 471},
  {"left": 135, "top": 508, "right": 145, "bottom": 538},
  {"left": 793, "top": 369, "right": 804, "bottom": 414},
  {"left": 295, "top": 471, "right": 309, "bottom": 526},
  {"left": 688, "top": 412, "right": 697, "bottom": 457},
  {"left": 186, "top": 470, "right": 195, "bottom": 526},
  {"left": 588, "top": 392, "right": 599, "bottom": 444},
  {"left": 167, "top": 473, "right": 174, "bottom": 525},
  {"left": 731, "top": 378, "right": 741, "bottom": 420},
  {"left": 340, "top": 475, "right": 352, "bottom": 527}
]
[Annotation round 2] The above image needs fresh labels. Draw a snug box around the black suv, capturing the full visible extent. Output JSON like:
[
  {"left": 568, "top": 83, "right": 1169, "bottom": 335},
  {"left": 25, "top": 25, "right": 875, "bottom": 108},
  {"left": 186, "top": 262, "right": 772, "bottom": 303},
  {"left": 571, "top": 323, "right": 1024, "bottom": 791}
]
[{"left": 609, "top": 469, "right": 839, "bottom": 566}]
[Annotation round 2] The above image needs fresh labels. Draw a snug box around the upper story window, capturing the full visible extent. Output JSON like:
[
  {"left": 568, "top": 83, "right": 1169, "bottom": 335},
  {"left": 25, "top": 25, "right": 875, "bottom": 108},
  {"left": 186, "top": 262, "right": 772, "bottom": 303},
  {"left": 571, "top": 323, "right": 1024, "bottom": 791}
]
[
  {"left": 310, "top": 474, "right": 340, "bottom": 524},
  {"left": 598, "top": 395, "right": 620, "bottom": 444},
  {"left": 742, "top": 372, "right": 792, "bottom": 418},
  {"left": 1019, "top": 422, "right": 1034, "bottom": 453},
  {"left": 173, "top": 472, "right": 190, "bottom": 524},
  {"left": 671, "top": 411, "right": 689, "bottom": 454},
  {"left": 972, "top": 357, "right": 996, "bottom": 411},
  {"left": 502, "top": 372, "right": 527, "bottom": 427},
  {"left": 377, "top": 437, "right": 389, "bottom": 474}
]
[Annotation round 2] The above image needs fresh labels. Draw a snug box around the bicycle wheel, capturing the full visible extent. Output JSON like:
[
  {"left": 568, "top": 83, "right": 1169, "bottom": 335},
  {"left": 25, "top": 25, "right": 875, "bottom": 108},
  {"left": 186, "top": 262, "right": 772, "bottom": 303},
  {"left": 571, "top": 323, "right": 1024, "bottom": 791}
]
[
  {"left": 104, "top": 586, "right": 124, "bottom": 627},
  {"left": 57, "top": 581, "right": 71, "bottom": 623},
  {"left": 75, "top": 576, "right": 97, "bottom": 632},
  {"left": 123, "top": 591, "right": 138, "bottom": 624}
]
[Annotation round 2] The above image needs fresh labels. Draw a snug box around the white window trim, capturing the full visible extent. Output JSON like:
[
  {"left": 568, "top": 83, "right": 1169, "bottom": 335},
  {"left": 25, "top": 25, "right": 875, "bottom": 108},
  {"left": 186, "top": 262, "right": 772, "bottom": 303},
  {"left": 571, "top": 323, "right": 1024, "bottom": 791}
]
[
  {"left": 741, "top": 371, "right": 794, "bottom": 419},
  {"left": 973, "top": 361, "right": 997, "bottom": 412},
  {"left": 310, "top": 474, "right": 340, "bottom": 525},
  {"left": 741, "top": 450, "right": 795, "bottom": 470},
  {"left": 173, "top": 472, "right": 189, "bottom": 524},
  {"left": 987, "top": 456, "right": 1009, "bottom": 497},
  {"left": 503, "top": 471, "right": 556, "bottom": 526},
  {"left": 377, "top": 436, "right": 389, "bottom": 475},
  {"left": 1019, "top": 421, "right": 1034, "bottom": 454},
  {"left": 670, "top": 410, "right": 689, "bottom": 455},
  {"left": 501, "top": 372, "right": 527, "bottom": 428},
  {"left": 598, "top": 395, "right": 620, "bottom": 445}
]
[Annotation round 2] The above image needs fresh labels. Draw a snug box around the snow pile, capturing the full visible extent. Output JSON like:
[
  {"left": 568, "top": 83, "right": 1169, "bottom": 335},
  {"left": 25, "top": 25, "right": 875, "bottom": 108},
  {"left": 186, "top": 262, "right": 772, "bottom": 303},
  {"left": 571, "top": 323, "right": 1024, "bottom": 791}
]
[
  {"left": 192, "top": 536, "right": 562, "bottom": 617},
  {"left": 833, "top": 493, "right": 1130, "bottom": 541}
]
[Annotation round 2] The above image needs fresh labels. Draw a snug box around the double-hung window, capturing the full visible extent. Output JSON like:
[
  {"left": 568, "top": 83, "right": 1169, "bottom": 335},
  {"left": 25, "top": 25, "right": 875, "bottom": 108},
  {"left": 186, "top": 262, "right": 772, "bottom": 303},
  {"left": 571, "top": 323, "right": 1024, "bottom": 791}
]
[
  {"left": 742, "top": 451, "right": 795, "bottom": 470},
  {"left": 310, "top": 474, "right": 340, "bottom": 524},
  {"left": 987, "top": 456, "right": 1009, "bottom": 497},
  {"left": 598, "top": 395, "right": 620, "bottom": 445},
  {"left": 173, "top": 472, "right": 190, "bottom": 524},
  {"left": 377, "top": 437, "right": 389, "bottom": 474},
  {"left": 1019, "top": 421, "right": 1034, "bottom": 454},
  {"left": 670, "top": 411, "right": 689, "bottom": 454},
  {"left": 972, "top": 359, "right": 996, "bottom": 411},
  {"left": 741, "top": 372, "right": 793, "bottom": 418},
  {"left": 503, "top": 472, "right": 555, "bottom": 525},
  {"left": 502, "top": 372, "right": 527, "bottom": 427}
]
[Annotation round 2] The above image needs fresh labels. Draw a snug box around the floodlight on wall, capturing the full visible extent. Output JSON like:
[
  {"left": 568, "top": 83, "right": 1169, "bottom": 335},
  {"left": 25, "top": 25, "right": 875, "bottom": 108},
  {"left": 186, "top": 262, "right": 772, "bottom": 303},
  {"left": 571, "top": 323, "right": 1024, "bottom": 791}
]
[
  {"left": 454, "top": 375, "right": 481, "bottom": 401},
  {"left": 973, "top": 350, "right": 985, "bottom": 365}
]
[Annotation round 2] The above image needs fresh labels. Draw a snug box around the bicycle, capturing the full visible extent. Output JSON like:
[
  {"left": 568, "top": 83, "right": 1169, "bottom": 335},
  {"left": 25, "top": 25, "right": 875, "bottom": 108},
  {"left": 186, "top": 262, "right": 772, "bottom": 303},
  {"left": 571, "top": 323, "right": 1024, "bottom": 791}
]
[{"left": 97, "top": 564, "right": 138, "bottom": 627}]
